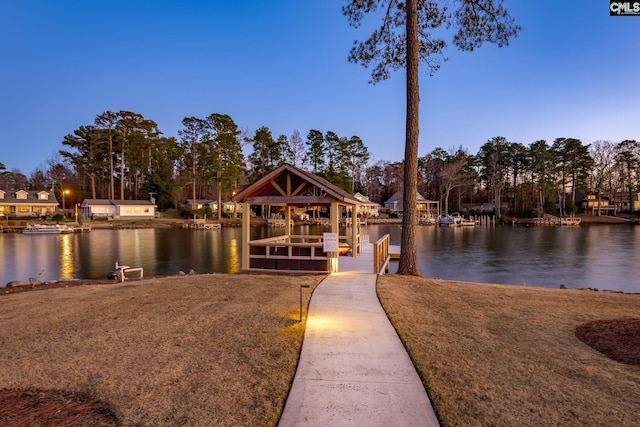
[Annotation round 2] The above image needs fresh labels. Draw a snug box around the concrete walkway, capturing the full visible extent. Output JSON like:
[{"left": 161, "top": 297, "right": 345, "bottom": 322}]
[{"left": 278, "top": 272, "right": 440, "bottom": 427}]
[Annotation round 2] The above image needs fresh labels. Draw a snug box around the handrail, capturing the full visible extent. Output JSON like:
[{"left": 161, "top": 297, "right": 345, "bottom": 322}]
[{"left": 373, "top": 233, "right": 391, "bottom": 275}]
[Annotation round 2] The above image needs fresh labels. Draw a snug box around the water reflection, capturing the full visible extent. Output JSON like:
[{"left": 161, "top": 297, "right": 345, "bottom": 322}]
[
  {"left": 59, "top": 234, "right": 74, "bottom": 279},
  {"left": 228, "top": 238, "right": 239, "bottom": 273}
]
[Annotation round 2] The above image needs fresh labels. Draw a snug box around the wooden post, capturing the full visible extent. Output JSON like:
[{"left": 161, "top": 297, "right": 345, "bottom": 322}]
[
  {"left": 285, "top": 205, "right": 292, "bottom": 236},
  {"left": 242, "top": 202, "right": 250, "bottom": 270},
  {"left": 351, "top": 206, "right": 358, "bottom": 257},
  {"left": 330, "top": 202, "right": 340, "bottom": 272}
]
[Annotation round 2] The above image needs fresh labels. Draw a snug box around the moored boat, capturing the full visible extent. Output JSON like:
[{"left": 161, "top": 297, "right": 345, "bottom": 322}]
[
  {"left": 23, "top": 224, "right": 74, "bottom": 234},
  {"left": 437, "top": 212, "right": 463, "bottom": 226}
]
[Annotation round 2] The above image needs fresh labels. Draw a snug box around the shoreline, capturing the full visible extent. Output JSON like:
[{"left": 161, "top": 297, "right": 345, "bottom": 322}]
[
  {"left": 4, "top": 272, "right": 638, "bottom": 296},
  {"left": 72, "top": 215, "right": 640, "bottom": 231},
  {"left": 1, "top": 213, "right": 636, "bottom": 232}
]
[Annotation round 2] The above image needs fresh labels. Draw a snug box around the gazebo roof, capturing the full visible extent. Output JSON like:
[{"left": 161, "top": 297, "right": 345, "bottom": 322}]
[{"left": 232, "top": 164, "right": 360, "bottom": 206}]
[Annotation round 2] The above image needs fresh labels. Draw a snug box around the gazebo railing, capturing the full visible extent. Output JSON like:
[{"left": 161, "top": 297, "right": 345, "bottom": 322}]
[
  {"left": 248, "top": 235, "right": 328, "bottom": 272},
  {"left": 247, "top": 233, "right": 360, "bottom": 272}
]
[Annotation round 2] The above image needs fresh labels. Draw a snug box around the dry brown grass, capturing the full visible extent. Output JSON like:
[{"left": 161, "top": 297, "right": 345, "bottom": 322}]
[
  {"left": 4, "top": 273, "right": 639, "bottom": 426},
  {"left": 377, "top": 275, "right": 640, "bottom": 427},
  {"left": 0, "top": 274, "right": 323, "bottom": 426}
]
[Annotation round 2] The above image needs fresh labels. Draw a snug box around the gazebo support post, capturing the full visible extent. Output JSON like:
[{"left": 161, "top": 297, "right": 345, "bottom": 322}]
[
  {"left": 351, "top": 208, "right": 358, "bottom": 257},
  {"left": 242, "top": 202, "right": 250, "bottom": 270},
  {"left": 329, "top": 202, "right": 340, "bottom": 272},
  {"left": 285, "top": 205, "right": 292, "bottom": 236}
]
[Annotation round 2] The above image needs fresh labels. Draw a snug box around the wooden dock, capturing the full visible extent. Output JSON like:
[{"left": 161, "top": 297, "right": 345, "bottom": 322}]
[
  {"left": 338, "top": 241, "right": 400, "bottom": 274},
  {"left": 182, "top": 219, "right": 221, "bottom": 230}
]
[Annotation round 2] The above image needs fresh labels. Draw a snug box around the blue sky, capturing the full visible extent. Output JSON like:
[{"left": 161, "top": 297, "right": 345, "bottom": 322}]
[{"left": 1, "top": 1, "right": 639, "bottom": 175}]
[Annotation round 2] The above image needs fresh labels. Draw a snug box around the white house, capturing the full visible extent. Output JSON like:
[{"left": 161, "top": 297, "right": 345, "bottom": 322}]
[
  {"left": 81, "top": 199, "right": 156, "bottom": 219},
  {"left": 183, "top": 199, "right": 214, "bottom": 210},
  {"left": 0, "top": 189, "right": 59, "bottom": 218},
  {"left": 353, "top": 192, "right": 381, "bottom": 217},
  {"left": 383, "top": 191, "right": 439, "bottom": 218}
]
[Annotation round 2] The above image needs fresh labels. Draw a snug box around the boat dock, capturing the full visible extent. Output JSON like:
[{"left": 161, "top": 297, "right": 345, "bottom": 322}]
[
  {"left": 182, "top": 219, "right": 221, "bottom": 230},
  {"left": 532, "top": 214, "right": 581, "bottom": 226},
  {"left": 0, "top": 223, "right": 91, "bottom": 233}
]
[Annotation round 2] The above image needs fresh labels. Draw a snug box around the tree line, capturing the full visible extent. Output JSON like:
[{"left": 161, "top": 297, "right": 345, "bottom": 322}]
[
  {"left": 365, "top": 136, "right": 639, "bottom": 218},
  {"left": 1, "top": 112, "right": 638, "bottom": 217},
  {"left": 0, "top": 110, "right": 371, "bottom": 212}
]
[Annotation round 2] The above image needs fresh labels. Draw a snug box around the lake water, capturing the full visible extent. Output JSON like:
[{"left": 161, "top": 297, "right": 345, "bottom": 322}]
[{"left": 2, "top": 224, "right": 639, "bottom": 293}]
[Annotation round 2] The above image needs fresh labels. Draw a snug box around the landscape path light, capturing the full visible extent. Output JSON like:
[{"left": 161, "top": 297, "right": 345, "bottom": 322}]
[{"left": 299, "top": 284, "right": 310, "bottom": 322}]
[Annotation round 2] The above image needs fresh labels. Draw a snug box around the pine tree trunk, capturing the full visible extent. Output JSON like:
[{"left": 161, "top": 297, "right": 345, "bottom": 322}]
[
  {"left": 397, "top": 0, "right": 420, "bottom": 276},
  {"left": 109, "top": 135, "right": 115, "bottom": 200},
  {"left": 120, "top": 145, "right": 125, "bottom": 200}
]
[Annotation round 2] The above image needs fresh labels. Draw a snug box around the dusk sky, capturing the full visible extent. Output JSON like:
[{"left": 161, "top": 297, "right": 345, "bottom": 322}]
[{"left": 1, "top": 1, "right": 639, "bottom": 175}]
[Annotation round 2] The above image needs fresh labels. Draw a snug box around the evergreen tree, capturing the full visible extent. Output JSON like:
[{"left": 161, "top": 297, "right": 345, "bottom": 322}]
[
  {"left": 60, "top": 125, "right": 105, "bottom": 199},
  {"left": 205, "top": 113, "right": 244, "bottom": 219},
  {"left": 306, "top": 129, "right": 326, "bottom": 174},
  {"left": 248, "top": 126, "right": 278, "bottom": 182},
  {"left": 344, "top": 0, "right": 520, "bottom": 275}
]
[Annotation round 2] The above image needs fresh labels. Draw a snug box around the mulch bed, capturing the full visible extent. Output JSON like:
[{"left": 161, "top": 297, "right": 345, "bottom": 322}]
[
  {"left": 575, "top": 319, "right": 640, "bottom": 366},
  {"left": 2, "top": 278, "right": 140, "bottom": 295},
  {"left": 0, "top": 389, "right": 119, "bottom": 426}
]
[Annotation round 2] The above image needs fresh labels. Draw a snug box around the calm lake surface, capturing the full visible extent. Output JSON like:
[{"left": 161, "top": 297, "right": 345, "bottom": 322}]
[{"left": 2, "top": 224, "right": 639, "bottom": 293}]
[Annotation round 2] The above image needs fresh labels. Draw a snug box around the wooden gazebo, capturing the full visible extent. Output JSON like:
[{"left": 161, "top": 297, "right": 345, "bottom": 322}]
[{"left": 232, "top": 164, "right": 361, "bottom": 273}]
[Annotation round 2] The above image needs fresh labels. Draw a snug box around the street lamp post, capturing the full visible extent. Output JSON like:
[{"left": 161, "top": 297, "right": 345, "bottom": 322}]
[{"left": 62, "top": 189, "right": 70, "bottom": 212}]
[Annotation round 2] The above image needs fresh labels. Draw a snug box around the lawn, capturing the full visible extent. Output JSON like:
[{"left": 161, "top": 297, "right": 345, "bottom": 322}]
[
  {"left": 1, "top": 274, "right": 639, "bottom": 426},
  {"left": 377, "top": 275, "right": 640, "bottom": 427},
  {"left": 0, "top": 274, "right": 323, "bottom": 426}
]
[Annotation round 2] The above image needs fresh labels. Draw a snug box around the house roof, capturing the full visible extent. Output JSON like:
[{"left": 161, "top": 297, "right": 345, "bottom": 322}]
[
  {"left": 81, "top": 199, "right": 156, "bottom": 207},
  {"left": 184, "top": 199, "right": 214, "bottom": 205},
  {"left": 112, "top": 200, "right": 156, "bottom": 206},
  {"left": 81, "top": 199, "right": 113, "bottom": 206},
  {"left": 0, "top": 189, "right": 58, "bottom": 205},
  {"left": 383, "top": 191, "right": 430, "bottom": 204},
  {"left": 354, "top": 192, "right": 380, "bottom": 206},
  {"left": 232, "top": 164, "right": 360, "bottom": 206}
]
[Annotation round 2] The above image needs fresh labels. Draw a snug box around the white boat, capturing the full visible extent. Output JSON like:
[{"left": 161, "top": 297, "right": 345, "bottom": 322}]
[
  {"left": 23, "top": 224, "right": 73, "bottom": 234},
  {"left": 461, "top": 216, "right": 477, "bottom": 226},
  {"left": 437, "top": 212, "right": 463, "bottom": 226}
]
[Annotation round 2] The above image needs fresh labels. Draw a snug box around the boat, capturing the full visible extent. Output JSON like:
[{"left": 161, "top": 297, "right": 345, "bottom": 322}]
[
  {"left": 23, "top": 224, "right": 74, "bottom": 234},
  {"left": 437, "top": 212, "right": 463, "bottom": 226},
  {"left": 461, "top": 216, "right": 477, "bottom": 226}
]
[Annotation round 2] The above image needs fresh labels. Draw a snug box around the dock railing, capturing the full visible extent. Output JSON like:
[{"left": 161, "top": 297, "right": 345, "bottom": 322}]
[{"left": 373, "top": 233, "right": 391, "bottom": 275}]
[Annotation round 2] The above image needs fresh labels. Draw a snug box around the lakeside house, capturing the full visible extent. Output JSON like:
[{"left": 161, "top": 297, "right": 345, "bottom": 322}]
[
  {"left": 0, "top": 189, "right": 59, "bottom": 218},
  {"left": 184, "top": 199, "right": 243, "bottom": 217},
  {"left": 183, "top": 199, "right": 214, "bottom": 210},
  {"left": 354, "top": 192, "right": 381, "bottom": 217},
  {"left": 81, "top": 199, "right": 156, "bottom": 220},
  {"left": 578, "top": 193, "right": 617, "bottom": 215},
  {"left": 383, "top": 191, "right": 439, "bottom": 219},
  {"left": 612, "top": 191, "right": 640, "bottom": 213}
]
